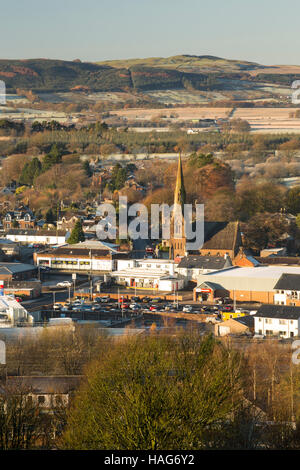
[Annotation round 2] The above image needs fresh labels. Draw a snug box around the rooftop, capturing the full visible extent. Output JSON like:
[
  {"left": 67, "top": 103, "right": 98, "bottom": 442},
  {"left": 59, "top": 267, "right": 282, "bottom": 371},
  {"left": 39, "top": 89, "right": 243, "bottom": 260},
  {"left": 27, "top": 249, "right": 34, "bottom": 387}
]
[{"left": 255, "top": 304, "right": 300, "bottom": 320}]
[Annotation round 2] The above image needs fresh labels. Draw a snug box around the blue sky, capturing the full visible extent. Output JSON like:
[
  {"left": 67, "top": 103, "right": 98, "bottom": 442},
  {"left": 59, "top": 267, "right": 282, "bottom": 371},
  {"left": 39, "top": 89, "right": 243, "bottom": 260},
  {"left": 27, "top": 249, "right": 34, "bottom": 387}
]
[{"left": 1, "top": 0, "right": 299, "bottom": 64}]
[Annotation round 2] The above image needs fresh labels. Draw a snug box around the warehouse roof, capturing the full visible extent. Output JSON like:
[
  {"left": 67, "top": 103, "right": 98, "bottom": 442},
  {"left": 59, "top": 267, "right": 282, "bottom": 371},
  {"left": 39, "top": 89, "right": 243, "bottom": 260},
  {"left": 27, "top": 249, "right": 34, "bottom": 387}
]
[
  {"left": 196, "top": 266, "right": 300, "bottom": 292},
  {"left": 0, "top": 262, "right": 36, "bottom": 275},
  {"left": 255, "top": 304, "right": 300, "bottom": 320},
  {"left": 274, "top": 274, "right": 300, "bottom": 291}
]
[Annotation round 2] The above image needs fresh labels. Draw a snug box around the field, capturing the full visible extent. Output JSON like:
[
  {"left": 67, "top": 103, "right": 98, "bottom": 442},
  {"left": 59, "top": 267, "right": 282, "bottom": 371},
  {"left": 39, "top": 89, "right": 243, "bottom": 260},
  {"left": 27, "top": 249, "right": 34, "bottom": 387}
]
[
  {"left": 112, "top": 106, "right": 300, "bottom": 133},
  {"left": 112, "top": 106, "right": 232, "bottom": 121}
]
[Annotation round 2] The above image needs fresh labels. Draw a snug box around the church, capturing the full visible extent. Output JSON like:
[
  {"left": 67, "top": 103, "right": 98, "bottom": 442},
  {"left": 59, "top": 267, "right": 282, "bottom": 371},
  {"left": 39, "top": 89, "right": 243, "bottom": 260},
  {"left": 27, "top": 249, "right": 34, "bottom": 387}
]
[{"left": 168, "top": 154, "right": 243, "bottom": 263}]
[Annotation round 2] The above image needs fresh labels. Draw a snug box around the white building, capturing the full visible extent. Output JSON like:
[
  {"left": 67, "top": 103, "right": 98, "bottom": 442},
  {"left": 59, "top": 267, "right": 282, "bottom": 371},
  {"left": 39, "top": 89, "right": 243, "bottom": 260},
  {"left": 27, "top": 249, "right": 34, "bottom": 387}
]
[
  {"left": 254, "top": 305, "right": 300, "bottom": 338},
  {"left": 6, "top": 229, "right": 69, "bottom": 245},
  {"left": 0, "top": 293, "right": 32, "bottom": 325},
  {"left": 111, "top": 267, "right": 185, "bottom": 292}
]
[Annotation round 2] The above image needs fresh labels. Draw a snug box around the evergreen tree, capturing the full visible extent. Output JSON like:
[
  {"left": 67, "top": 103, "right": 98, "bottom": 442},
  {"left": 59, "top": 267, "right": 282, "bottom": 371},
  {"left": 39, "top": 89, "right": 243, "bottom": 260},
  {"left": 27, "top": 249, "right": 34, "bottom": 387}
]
[
  {"left": 82, "top": 160, "right": 92, "bottom": 177},
  {"left": 19, "top": 157, "right": 42, "bottom": 186},
  {"left": 67, "top": 221, "right": 85, "bottom": 244}
]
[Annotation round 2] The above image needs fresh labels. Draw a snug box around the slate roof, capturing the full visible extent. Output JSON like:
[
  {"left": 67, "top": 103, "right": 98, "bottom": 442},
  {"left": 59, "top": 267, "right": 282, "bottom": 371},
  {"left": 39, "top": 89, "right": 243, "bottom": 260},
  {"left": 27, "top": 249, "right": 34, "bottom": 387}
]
[
  {"left": 189, "top": 221, "right": 240, "bottom": 252},
  {"left": 6, "top": 229, "right": 67, "bottom": 236},
  {"left": 274, "top": 273, "right": 300, "bottom": 291},
  {"left": 255, "top": 304, "right": 300, "bottom": 320},
  {"left": 0, "top": 262, "right": 37, "bottom": 275},
  {"left": 235, "top": 315, "right": 254, "bottom": 328},
  {"left": 256, "top": 257, "right": 300, "bottom": 266},
  {"left": 178, "top": 255, "right": 232, "bottom": 270}
]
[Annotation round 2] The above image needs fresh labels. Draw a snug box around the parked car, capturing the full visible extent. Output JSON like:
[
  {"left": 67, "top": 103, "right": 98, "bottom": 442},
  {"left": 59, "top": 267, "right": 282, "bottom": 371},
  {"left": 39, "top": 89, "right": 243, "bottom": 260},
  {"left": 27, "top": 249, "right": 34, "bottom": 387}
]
[
  {"left": 222, "top": 305, "right": 234, "bottom": 312},
  {"left": 130, "top": 305, "right": 140, "bottom": 312},
  {"left": 56, "top": 281, "right": 72, "bottom": 288},
  {"left": 182, "top": 305, "right": 193, "bottom": 313},
  {"left": 151, "top": 297, "right": 162, "bottom": 303},
  {"left": 130, "top": 303, "right": 140, "bottom": 310},
  {"left": 142, "top": 297, "right": 151, "bottom": 303},
  {"left": 53, "top": 303, "right": 62, "bottom": 310},
  {"left": 131, "top": 296, "right": 141, "bottom": 303},
  {"left": 149, "top": 305, "right": 158, "bottom": 311}
]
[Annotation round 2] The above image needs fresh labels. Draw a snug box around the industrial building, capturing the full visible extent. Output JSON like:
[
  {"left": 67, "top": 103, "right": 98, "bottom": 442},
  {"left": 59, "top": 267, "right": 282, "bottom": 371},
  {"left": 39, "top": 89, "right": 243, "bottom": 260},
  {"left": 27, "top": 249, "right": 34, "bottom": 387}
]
[
  {"left": 35, "top": 240, "right": 127, "bottom": 273},
  {"left": 193, "top": 265, "right": 300, "bottom": 303}
]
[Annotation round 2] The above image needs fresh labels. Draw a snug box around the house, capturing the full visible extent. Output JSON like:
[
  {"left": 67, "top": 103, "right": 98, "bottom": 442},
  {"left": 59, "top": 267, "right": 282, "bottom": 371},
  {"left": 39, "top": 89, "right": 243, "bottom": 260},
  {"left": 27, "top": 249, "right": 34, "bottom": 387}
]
[
  {"left": 254, "top": 304, "right": 300, "bottom": 338},
  {"left": 3, "top": 376, "right": 84, "bottom": 409},
  {"left": 3, "top": 207, "right": 36, "bottom": 230},
  {"left": 214, "top": 315, "right": 254, "bottom": 337},
  {"left": 56, "top": 215, "right": 82, "bottom": 231},
  {"left": 273, "top": 274, "right": 300, "bottom": 306},
  {"left": 6, "top": 229, "right": 68, "bottom": 245}
]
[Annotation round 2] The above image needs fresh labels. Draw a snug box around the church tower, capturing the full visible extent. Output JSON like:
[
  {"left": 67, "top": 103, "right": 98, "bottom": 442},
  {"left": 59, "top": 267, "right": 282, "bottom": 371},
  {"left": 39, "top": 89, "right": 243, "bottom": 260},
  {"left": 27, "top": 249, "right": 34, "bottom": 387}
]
[{"left": 169, "top": 153, "right": 187, "bottom": 260}]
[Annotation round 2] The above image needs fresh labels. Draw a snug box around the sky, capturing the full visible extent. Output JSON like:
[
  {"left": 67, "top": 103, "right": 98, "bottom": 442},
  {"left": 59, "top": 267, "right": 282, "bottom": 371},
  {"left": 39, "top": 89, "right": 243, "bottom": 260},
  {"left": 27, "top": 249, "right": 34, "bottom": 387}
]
[{"left": 0, "top": 0, "right": 300, "bottom": 65}]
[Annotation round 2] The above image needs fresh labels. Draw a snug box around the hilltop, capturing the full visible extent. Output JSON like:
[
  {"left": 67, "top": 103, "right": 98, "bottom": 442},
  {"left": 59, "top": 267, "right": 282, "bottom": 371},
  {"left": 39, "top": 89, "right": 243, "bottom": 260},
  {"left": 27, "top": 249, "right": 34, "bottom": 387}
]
[{"left": 1, "top": 55, "right": 300, "bottom": 105}]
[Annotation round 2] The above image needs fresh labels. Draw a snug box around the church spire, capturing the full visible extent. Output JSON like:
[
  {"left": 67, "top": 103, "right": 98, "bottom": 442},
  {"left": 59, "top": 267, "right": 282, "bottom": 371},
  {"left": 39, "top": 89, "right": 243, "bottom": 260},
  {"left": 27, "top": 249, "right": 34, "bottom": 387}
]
[{"left": 174, "top": 152, "right": 186, "bottom": 210}]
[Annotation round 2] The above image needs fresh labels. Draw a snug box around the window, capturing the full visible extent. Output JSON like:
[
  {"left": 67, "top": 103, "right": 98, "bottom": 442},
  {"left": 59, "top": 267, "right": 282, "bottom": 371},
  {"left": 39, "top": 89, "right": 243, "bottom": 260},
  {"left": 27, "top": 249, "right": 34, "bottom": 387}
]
[
  {"left": 279, "top": 331, "right": 286, "bottom": 336},
  {"left": 38, "top": 395, "right": 45, "bottom": 404},
  {"left": 265, "top": 318, "right": 272, "bottom": 324},
  {"left": 279, "top": 319, "right": 287, "bottom": 325},
  {"left": 265, "top": 330, "right": 273, "bottom": 336}
]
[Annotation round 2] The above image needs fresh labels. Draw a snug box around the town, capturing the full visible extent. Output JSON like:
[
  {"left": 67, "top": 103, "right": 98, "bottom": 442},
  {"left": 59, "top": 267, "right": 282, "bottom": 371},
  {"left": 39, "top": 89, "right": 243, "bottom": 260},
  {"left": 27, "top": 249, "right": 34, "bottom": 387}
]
[{"left": 2, "top": 0, "right": 300, "bottom": 454}]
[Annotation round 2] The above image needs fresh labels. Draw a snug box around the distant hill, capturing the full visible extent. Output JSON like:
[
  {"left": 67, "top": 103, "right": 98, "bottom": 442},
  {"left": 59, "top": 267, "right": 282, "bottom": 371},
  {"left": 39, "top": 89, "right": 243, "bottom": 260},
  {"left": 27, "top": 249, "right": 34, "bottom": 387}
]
[
  {"left": 1, "top": 55, "right": 300, "bottom": 95},
  {"left": 96, "top": 54, "right": 263, "bottom": 73},
  {"left": 0, "top": 59, "right": 132, "bottom": 93}
]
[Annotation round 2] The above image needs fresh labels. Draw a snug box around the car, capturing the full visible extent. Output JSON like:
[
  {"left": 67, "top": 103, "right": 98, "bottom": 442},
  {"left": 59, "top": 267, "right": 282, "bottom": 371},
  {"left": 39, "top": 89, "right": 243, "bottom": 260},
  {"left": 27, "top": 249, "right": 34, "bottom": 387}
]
[
  {"left": 222, "top": 305, "right": 234, "bottom": 312},
  {"left": 149, "top": 305, "right": 158, "bottom": 311},
  {"left": 130, "top": 305, "right": 140, "bottom": 312},
  {"left": 56, "top": 281, "right": 72, "bottom": 288},
  {"left": 182, "top": 306, "right": 193, "bottom": 313},
  {"left": 91, "top": 304, "right": 102, "bottom": 311},
  {"left": 61, "top": 305, "right": 72, "bottom": 312},
  {"left": 151, "top": 297, "right": 162, "bottom": 303},
  {"left": 53, "top": 303, "right": 62, "bottom": 310},
  {"left": 131, "top": 296, "right": 141, "bottom": 303},
  {"left": 142, "top": 297, "right": 151, "bottom": 303},
  {"left": 129, "top": 303, "right": 140, "bottom": 310}
]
